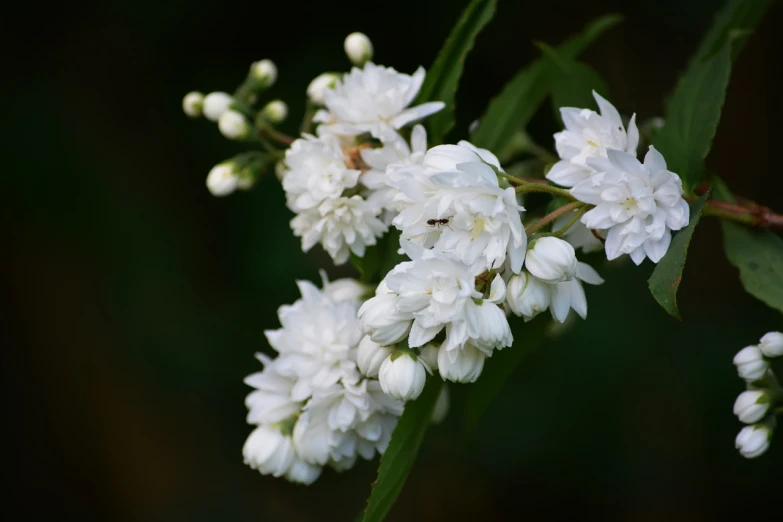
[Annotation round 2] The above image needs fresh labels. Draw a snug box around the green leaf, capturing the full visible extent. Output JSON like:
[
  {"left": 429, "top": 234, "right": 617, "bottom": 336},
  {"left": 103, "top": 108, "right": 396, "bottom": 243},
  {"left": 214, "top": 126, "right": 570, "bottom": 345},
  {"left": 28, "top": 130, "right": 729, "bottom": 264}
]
[
  {"left": 362, "top": 378, "right": 443, "bottom": 522},
  {"left": 691, "top": 0, "right": 775, "bottom": 64},
  {"left": 462, "top": 315, "right": 550, "bottom": 437},
  {"left": 536, "top": 42, "right": 610, "bottom": 115},
  {"left": 351, "top": 229, "right": 406, "bottom": 284},
  {"left": 648, "top": 191, "right": 710, "bottom": 320},
  {"left": 722, "top": 224, "right": 783, "bottom": 315},
  {"left": 415, "top": 0, "right": 497, "bottom": 142},
  {"left": 470, "top": 14, "right": 622, "bottom": 153},
  {"left": 654, "top": 40, "right": 732, "bottom": 190}
]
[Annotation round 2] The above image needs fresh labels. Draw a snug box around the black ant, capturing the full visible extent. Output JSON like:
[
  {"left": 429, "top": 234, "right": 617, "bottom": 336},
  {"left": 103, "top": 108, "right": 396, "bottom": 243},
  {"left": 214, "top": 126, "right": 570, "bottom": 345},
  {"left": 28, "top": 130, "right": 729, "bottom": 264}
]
[{"left": 427, "top": 218, "right": 450, "bottom": 229}]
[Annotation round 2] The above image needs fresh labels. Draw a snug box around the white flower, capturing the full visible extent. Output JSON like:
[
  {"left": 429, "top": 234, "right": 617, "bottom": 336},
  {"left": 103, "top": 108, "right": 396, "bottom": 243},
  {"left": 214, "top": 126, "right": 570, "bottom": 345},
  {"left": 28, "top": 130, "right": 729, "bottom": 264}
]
[
  {"left": 464, "top": 275, "right": 512, "bottom": 354},
  {"left": 308, "top": 73, "right": 340, "bottom": 105},
  {"left": 506, "top": 271, "right": 551, "bottom": 321},
  {"left": 218, "top": 109, "right": 250, "bottom": 140},
  {"left": 358, "top": 292, "right": 414, "bottom": 346},
  {"left": 206, "top": 161, "right": 250, "bottom": 196},
  {"left": 262, "top": 100, "right": 288, "bottom": 124},
  {"left": 291, "top": 195, "right": 387, "bottom": 265},
  {"left": 734, "top": 390, "right": 771, "bottom": 424},
  {"left": 390, "top": 147, "right": 526, "bottom": 273},
  {"left": 733, "top": 346, "right": 770, "bottom": 382},
  {"left": 314, "top": 62, "right": 444, "bottom": 140},
  {"left": 202, "top": 91, "right": 233, "bottom": 122},
  {"left": 285, "top": 458, "right": 322, "bottom": 485},
  {"left": 431, "top": 385, "right": 450, "bottom": 424},
  {"left": 282, "top": 134, "right": 360, "bottom": 212},
  {"left": 571, "top": 146, "right": 689, "bottom": 264},
  {"left": 549, "top": 262, "right": 604, "bottom": 323},
  {"left": 245, "top": 356, "right": 302, "bottom": 425},
  {"left": 344, "top": 32, "right": 373, "bottom": 65},
  {"left": 243, "top": 425, "right": 295, "bottom": 477},
  {"left": 251, "top": 59, "right": 277, "bottom": 87},
  {"left": 360, "top": 124, "right": 428, "bottom": 222},
  {"left": 553, "top": 211, "right": 603, "bottom": 253},
  {"left": 437, "top": 343, "right": 485, "bottom": 383},
  {"left": 182, "top": 91, "right": 204, "bottom": 118},
  {"left": 525, "top": 237, "right": 577, "bottom": 284},
  {"left": 547, "top": 90, "right": 639, "bottom": 187},
  {"left": 759, "top": 331, "right": 783, "bottom": 358},
  {"left": 264, "top": 280, "right": 363, "bottom": 399},
  {"left": 735, "top": 423, "right": 773, "bottom": 459},
  {"left": 357, "top": 335, "right": 394, "bottom": 378},
  {"left": 379, "top": 351, "right": 427, "bottom": 401},
  {"left": 418, "top": 343, "right": 440, "bottom": 372},
  {"left": 320, "top": 272, "right": 369, "bottom": 303}
]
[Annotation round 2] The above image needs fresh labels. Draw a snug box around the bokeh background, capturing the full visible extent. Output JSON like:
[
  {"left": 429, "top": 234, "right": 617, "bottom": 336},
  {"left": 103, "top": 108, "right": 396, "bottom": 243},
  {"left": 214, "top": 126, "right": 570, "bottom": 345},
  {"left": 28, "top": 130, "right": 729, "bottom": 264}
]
[{"left": 5, "top": 0, "right": 783, "bottom": 520}]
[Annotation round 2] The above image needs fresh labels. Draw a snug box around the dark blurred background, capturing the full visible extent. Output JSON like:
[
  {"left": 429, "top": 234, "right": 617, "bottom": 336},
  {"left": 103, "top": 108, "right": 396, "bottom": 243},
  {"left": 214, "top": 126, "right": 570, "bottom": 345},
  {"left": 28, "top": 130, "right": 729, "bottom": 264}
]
[{"left": 4, "top": 0, "right": 783, "bottom": 520}]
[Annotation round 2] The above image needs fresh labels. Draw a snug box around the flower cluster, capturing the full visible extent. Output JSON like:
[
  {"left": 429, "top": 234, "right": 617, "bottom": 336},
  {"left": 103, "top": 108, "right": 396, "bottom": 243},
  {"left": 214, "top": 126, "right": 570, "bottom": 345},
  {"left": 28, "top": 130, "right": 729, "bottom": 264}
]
[
  {"left": 732, "top": 331, "right": 783, "bottom": 459},
  {"left": 547, "top": 91, "right": 690, "bottom": 264},
  {"left": 276, "top": 35, "right": 445, "bottom": 265},
  {"left": 242, "top": 275, "right": 404, "bottom": 484}
]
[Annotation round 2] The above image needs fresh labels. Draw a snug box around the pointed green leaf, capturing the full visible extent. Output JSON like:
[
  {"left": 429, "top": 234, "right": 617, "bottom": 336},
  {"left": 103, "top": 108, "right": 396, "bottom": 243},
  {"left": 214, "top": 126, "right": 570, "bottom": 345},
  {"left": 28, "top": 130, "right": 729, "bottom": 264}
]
[
  {"left": 713, "top": 178, "right": 783, "bottom": 314},
  {"left": 470, "top": 14, "right": 622, "bottom": 152},
  {"left": 362, "top": 378, "right": 443, "bottom": 522},
  {"left": 692, "top": 0, "right": 775, "bottom": 64},
  {"left": 463, "top": 315, "right": 550, "bottom": 437},
  {"left": 648, "top": 191, "right": 710, "bottom": 319},
  {"left": 536, "top": 42, "right": 610, "bottom": 114},
  {"left": 654, "top": 40, "right": 733, "bottom": 190},
  {"left": 415, "top": 0, "right": 497, "bottom": 142}
]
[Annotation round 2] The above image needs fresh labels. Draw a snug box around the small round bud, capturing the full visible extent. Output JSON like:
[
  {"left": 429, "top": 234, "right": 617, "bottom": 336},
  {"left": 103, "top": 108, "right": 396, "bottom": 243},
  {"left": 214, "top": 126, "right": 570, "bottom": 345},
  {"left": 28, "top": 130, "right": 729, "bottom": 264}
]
[
  {"left": 506, "top": 271, "right": 551, "bottom": 320},
  {"left": 418, "top": 343, "right": 440, "bottom": 373},
  {"left": 733, "top": 346, "right": 769, "bottom": 382},
  {"left": 202, "top": 91, "right": 233, "bottom": 122},
  {"left": 251, "top": 59, "right": 277, "bottom": 87},
  {"left": 206, "top": 162, "right": 239, "bottom": 197},
  {"left": 733, "top": 390, "right": 770, "bottom": 424},
  {"left": 430, "top": 384, "right": 450, "bottom": 425},
  {"left": 759, "top": 331, "right": 783, "bottom": 358},
  {"left": 261, "top": 100, "right": 288, "bottom": 124},
  {"left": 218, "top": 109, "right": 250, "bottom": 140},
  {"left": 525, "top": 237, "right": 578, "bottom": 284},
  {"left": 379, "top": 350, "right": 426, "bottom": 401},
  {"left": 243, "top": 425, "right": 294, "bottom": 476},
  {"left": 307, "top": 73, "right": 340, "bottom": 105},
  {"left": 437, "top": 343, "right": 485, "bottom": 384},
  {"left": 182, "top": 91, "right": 204, "bottom": 118},
  {"left": 735, "top": 423, "right": 773, "bottom": 459},
  {"left": 344, "top": 32, "right": 373, "bottom": 66},
  {"left": 357, "top": 335, "right": 393, "bottom": 378}
]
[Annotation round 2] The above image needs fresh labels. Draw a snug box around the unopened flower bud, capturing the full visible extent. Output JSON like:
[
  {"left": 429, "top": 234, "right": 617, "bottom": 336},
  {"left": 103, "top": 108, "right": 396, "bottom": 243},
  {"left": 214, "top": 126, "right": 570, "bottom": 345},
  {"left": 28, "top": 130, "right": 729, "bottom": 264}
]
[
  {"left": 206, "top": 161, "right": 240, "bottom": 197},
  {"left": 525, "top": 237, "right": 578, "bottom": 284},
  {"left": 379, "top": 350, "right": 426, "bottom": 401},
  {"left": 759, "top": 331, "right": 783, "bottom": 358},
  {"left": 344, "top": 32, "right": 373, "bottom": 65},
  {"left": 733, "top": 390, "right": 770, "bottom": 424},
  {"left": 357, "top": 335, "right": 393, "bottom": 378},
  {"left": 437, "top": 343, "right": 485, "bottom": 383},
  {"left": 733, "top": 346, "right": 769, "bottom": 382},
  {"left": 202, "top": 91, "right": 233, "bottom": 122},
  {"left": 261, "top": 100, "right": 288, "bottom": 124},
  {"left": 243, "top": 425, "right": 295, "bottom": 476},
  {"left": 218, "top": 110, "right": 250, "bottom": 140},
  {"left": 251, "top": 59, "right": 277, "bottom": 87},
  {"left": 358, "top": 294, "right": 412, "bottom": 346},
  {"left": 182, "top": 91, "right": 204, "bottom": 118},
  {"left": 418, "top": 343, "right": 440, "bottom": 372},
  {"left": 307, "top": 73, "right": 339, "bottom": 105},
  {"left": 735, "top": 423, "right": 773, "bottom": 459},
  {"left": 506, "top": 271, "right": 551, "bottom": 320},
  {"left": 431, "top": 385, "right": 450, "bottom": 424}
]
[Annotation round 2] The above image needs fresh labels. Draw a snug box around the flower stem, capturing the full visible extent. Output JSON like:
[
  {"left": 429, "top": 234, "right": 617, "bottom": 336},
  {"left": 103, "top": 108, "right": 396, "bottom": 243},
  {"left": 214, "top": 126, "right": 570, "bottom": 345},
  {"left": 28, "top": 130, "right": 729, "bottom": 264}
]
[
  {"left": 525, "top": 201, "right": 585, "bottom": 235},
  {"left": 515, "top": 182, "right": 576, "bottom": 200},
  {"left": 551, "top": 206, "right": 588, "bottom": 238},
  {"left": 701, "top": 199, "right": 783, "bottom": 229},
  {"left": 257, "top": 121, "right": 295, "bottom": 146}
]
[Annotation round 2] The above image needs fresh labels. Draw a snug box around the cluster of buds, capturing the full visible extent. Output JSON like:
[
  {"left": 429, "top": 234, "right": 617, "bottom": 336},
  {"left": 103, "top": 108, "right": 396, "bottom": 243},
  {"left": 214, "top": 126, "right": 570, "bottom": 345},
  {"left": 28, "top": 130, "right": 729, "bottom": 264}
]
[
  {"left": 732, "top": 332, "right": 783, "bottom": 458},
  {"left": 182, "top": 59, "right": 288, "bottom": 196}
]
